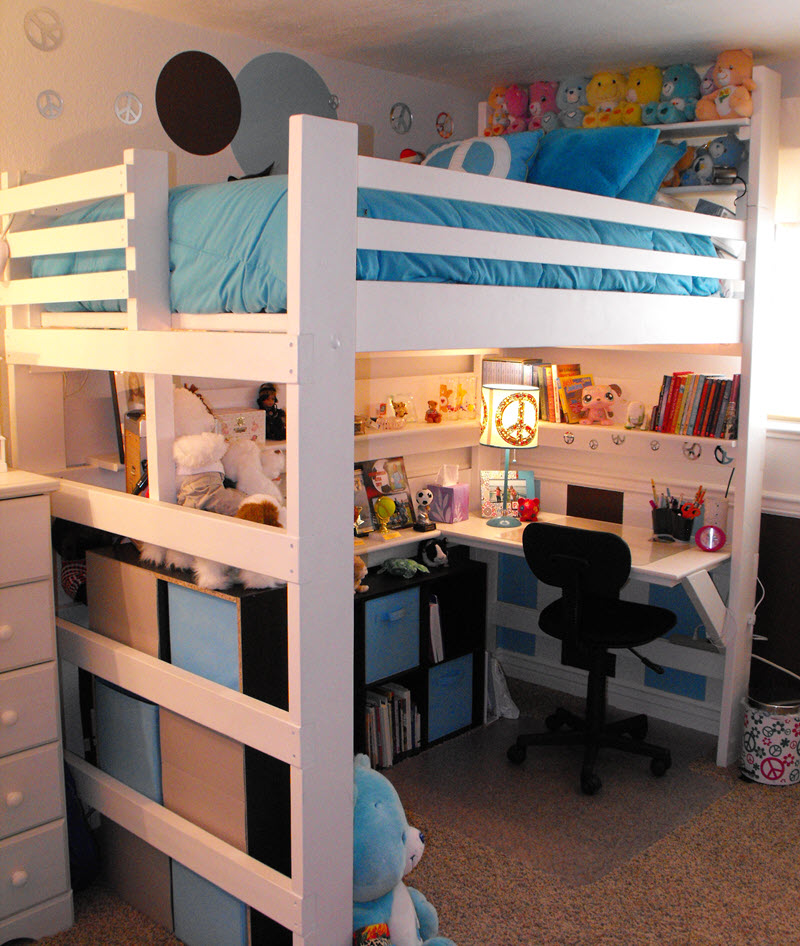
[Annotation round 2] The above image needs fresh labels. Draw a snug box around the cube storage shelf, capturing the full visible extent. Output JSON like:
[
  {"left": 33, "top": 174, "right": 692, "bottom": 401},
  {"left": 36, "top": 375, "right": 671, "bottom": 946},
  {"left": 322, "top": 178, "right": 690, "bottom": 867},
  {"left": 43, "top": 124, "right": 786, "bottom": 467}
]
[
  {"left": 354, "top": 549, "right": 487, "bottom": 767},
  {"left": 84, "top": 545, "right": 291, "bottom": 946}
]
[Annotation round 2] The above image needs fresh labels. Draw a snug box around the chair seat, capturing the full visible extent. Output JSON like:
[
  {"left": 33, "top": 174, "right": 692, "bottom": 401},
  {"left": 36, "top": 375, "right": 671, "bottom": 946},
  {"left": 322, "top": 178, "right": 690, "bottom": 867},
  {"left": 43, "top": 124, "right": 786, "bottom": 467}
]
[{"left": 539, "top": 596, "right": 677, "bottom": 650}]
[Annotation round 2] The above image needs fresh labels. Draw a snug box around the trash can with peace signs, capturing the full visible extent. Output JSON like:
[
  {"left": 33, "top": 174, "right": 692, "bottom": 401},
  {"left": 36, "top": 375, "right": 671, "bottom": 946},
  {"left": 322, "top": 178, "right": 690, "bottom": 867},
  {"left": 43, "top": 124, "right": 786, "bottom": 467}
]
[{"left": 741, "top": 698, "right": 800, "bottom": 785}]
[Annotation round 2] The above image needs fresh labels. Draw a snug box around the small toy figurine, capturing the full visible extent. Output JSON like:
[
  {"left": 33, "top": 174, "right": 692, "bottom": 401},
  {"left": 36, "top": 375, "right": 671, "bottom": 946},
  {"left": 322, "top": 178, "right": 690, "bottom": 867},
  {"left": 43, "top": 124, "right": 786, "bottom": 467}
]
[
  {"left": 257, "top": 382, "right": 287, "bottom": 441},
  {"left": 413, "top": 488, "right": 436, "bottom": 532},
  {"left": 354, "top": 555, "right": 369, "bottom": 593},
  {"left": 425, "top": 400, "right": 442, "bottom": 423}
]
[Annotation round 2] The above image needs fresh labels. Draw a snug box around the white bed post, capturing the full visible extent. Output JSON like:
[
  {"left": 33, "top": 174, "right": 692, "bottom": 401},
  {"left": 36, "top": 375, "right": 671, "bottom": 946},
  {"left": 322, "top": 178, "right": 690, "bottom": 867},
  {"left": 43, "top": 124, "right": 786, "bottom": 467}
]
[
  {"left": 123, "top": 150, "right": 175, "bottom": 502},
  {"left": 716, "top": 65, "right": 781, "bottom": 765},
  {"left": 285, "top": 114, "right": 358, "bottom": 943}
]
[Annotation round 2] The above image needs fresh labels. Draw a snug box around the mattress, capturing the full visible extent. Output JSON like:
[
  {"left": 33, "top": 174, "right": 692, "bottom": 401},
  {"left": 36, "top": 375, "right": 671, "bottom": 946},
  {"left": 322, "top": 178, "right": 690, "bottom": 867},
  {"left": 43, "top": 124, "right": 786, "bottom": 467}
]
[{"left": 32, "top": 175, "right": 721, "bottom": 313}]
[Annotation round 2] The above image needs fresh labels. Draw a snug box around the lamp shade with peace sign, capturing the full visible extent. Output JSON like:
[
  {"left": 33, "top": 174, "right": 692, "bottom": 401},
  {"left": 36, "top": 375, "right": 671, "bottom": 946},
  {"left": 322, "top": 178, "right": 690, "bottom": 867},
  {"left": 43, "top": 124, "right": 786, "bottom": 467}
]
[{"left": 480, "top": 384, "right": 539, "bottom": 528}]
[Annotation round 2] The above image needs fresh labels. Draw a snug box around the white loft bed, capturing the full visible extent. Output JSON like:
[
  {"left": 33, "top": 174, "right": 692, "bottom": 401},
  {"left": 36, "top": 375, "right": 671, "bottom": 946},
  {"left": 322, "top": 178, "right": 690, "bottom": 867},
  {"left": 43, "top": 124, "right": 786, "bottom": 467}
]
[{"left": 0, "top": 65, "right": 780, "bottom": 945}]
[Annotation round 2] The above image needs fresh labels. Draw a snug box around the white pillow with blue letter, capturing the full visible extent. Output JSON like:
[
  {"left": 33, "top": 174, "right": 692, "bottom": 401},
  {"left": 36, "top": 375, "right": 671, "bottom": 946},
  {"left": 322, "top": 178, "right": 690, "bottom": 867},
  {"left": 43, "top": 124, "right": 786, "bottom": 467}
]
[{"left": 422, "top": 131, "right": 544, "bottom": 182}]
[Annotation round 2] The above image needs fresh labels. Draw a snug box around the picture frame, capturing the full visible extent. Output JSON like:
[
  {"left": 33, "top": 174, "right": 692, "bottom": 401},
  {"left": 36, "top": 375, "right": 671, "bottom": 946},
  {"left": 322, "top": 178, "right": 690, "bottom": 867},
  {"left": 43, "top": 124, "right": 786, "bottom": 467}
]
[
  {"left": 358, "top": 456, "right": 416, "bottom": 531},
  {"left": 353, "top": 465, "right": 374, "bottom": 535},
  {"left": 480, "top": 469, "right": 537, "bottom": 519}
]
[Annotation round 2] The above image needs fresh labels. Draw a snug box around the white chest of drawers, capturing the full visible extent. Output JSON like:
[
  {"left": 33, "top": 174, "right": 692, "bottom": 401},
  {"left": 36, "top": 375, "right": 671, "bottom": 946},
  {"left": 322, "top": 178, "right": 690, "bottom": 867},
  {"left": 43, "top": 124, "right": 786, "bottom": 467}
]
[{"left": 0, "top": 471, "right": 72, "bottom": 943}]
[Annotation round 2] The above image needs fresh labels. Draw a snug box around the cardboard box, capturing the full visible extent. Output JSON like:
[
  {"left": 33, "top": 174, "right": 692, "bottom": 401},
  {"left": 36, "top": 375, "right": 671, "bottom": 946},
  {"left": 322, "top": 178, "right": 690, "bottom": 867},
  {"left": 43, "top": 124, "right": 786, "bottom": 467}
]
[
  {"left": 428, "top": 482, "right": 470, "bottom": 523},
  {"left": 214, "top": 408, "right": 265, "bottom": 443}
]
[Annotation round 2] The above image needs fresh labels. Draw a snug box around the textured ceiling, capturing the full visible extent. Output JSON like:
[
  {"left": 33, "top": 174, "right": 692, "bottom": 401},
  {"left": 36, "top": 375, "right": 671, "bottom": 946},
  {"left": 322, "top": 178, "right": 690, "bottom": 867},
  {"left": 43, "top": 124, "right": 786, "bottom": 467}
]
[{"left": 97, "top": 0, "right": 800, "bottom": 91}]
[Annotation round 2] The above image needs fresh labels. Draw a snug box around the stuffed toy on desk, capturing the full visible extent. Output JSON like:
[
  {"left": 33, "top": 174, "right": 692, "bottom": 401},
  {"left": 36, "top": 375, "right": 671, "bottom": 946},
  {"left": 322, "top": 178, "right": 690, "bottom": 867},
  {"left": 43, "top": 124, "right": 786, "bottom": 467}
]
[{"left": 353, "top": 755, "right": 456, "bottom": 946}]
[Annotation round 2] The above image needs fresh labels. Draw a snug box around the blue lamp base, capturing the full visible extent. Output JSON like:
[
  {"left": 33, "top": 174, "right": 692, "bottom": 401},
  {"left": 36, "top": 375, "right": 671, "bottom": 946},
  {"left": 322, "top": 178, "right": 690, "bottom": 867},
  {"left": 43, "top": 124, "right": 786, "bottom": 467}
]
[
  {"left": 487, "top": 514, "right": 521, "bottom": 528},
  {"left": 486, "top": 447, "right": 524, "bottom": 529}
]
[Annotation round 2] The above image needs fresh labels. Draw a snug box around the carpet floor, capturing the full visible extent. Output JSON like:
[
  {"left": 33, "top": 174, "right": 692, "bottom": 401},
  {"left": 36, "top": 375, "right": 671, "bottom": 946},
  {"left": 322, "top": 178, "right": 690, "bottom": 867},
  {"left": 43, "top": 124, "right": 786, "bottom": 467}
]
[{"left": 28, "top": 680, "right": 800, "bottom": 946}]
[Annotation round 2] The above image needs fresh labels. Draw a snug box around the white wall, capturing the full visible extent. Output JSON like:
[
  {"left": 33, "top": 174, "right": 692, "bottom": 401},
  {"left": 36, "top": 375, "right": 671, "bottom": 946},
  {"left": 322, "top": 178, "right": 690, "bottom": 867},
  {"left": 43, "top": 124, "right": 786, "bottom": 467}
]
[{"left": 0, "top": 0, "right": 480, "bottom": 182}]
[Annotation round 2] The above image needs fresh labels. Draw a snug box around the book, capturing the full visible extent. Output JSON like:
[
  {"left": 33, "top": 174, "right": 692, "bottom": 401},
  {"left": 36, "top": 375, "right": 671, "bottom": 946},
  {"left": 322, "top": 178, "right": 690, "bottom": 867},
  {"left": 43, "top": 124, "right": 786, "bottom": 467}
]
[
  {"left": 711, "top": 378, "right": 732, "bottom": 438},
  {"left": 662, "top": 371, "right": 692, "bottom": 433},
  {"left": 428, "top": 594, "right": 444, "bottom": 663},
  {"left": 481, "top": 356, "right": 542, "bottom": 386},
  {"left": 685, "top": 374, "right": 706, "bottom": 435},
  {"left": 550, "top": 363, "right": 581, "bottom": 423},
  {"left": 678, "top": 374, "right": 700, "bottom": 434},
  {"left": 542, "top": 365, "right": 558, "bottom": 422},
  {"left": 654, "top": 374, "right": 671, "bottom": 431},
  {"left": 558, "top": 374, "right": 594, "bottom": 424}
]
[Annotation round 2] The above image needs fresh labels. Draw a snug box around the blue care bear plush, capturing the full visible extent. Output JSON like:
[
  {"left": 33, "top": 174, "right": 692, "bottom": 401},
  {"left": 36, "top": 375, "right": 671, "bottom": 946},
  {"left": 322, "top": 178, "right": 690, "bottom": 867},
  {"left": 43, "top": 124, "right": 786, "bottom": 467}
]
[
  {"left": 353, "top": 755, "right": 456, "bottom": 946},
  {"left": 680, "top": 132, "right": 748, "bottom": 186},
  {"left": 642, "top": 63, "right": 701, "bottom": 125},
  {"left": 556, "top": 75, "right": 590, "bottom": 129}
]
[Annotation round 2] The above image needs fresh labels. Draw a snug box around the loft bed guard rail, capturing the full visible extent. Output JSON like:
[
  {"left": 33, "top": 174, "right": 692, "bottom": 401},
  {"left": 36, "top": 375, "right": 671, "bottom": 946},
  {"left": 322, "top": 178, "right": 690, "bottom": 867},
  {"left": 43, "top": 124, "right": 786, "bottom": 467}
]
[{"left": 1, "top": 118, "right": 747, "bottom": 361}]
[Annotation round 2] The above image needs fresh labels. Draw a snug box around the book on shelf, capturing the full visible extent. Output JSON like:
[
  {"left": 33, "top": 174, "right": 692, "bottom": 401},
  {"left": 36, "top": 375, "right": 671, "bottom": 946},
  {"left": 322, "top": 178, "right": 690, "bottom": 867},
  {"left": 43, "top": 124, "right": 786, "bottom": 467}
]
[
  {"left": 557, "top": 374, "right": 594, "bottom": 424},
  {"left": 429, "top": 594, "right": 444, "bottom": 663},
  {"left": 481, "top": 357, "right": 542, "bottom": 386},
  {"left": 653, "top": 372, "right": 739, "bottom": 438}
]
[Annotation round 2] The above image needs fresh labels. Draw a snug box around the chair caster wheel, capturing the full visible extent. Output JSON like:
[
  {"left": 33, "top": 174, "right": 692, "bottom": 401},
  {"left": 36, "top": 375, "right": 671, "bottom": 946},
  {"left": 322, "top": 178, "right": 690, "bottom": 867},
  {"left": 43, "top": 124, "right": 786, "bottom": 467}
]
[
  {"left": 507, "top": 743, "right": 527, "bottom": 765},
  {"left": 581, "top": 772, "right": 602, "bottom": 795},
  {"left": 545, "top": 713, "right": 563, "bottom": 732},
  {"left": 650, "top": 753, "right": 671, "bottom": 777}
]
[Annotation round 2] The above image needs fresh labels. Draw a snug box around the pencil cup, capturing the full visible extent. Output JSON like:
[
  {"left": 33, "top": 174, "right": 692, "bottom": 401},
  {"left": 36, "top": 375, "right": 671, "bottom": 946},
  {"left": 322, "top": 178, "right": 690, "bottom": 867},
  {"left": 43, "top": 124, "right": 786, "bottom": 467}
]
[
  {"left": 651, "top": 508, "right": 672, "bottom": 536},
  {"left": 671, "top": 511, "right": 694, "bottom": 542}
]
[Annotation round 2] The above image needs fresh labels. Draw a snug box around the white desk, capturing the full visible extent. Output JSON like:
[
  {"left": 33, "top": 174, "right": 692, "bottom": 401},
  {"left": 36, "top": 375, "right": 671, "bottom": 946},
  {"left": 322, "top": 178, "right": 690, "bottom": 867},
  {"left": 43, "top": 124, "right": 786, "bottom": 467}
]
[{"left": 438, "top": 513, "right": 731, "bottom": 646}]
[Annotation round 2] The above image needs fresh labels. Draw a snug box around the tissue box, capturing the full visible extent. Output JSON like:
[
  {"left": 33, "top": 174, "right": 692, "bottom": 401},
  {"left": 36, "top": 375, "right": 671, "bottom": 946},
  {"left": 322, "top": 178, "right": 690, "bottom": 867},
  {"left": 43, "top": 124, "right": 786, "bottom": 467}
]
[
  {"left": 428, "top": 482, "right": 470, "bottom": 523},
  {"left": 214, "top": 408, "right": 265, "bottom": 443}
]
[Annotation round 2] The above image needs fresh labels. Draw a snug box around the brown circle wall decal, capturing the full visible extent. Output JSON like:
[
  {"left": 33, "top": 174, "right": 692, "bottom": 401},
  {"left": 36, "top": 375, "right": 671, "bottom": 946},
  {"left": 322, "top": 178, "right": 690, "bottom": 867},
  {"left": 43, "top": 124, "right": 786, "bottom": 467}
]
[{"left": 156, "top": 51, "right": 241, "bottom": 155}]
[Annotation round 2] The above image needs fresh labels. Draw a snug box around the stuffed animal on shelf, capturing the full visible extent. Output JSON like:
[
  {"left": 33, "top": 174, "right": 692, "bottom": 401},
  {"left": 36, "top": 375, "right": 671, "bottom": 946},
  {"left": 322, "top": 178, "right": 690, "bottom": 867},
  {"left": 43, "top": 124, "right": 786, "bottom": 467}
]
[
  {"left": 527, "top": 80, "right": 559, "bottom": 132},
  {"left": 579, "top": 383, "right": 623, "bottom": 425},
  {"left": 138, "top": 385, "right": 286, "bottom": 590},
  {"left": 679, "top": 133, "right": 747, "bottom": 186},
  {"left": 503, "top": 83, "right": 529, "bottom": 133},
  {"left": 643, "top": 64, "right": 700, "bottom": 125},
  {"left": 620, "top": 65, "right": 662, "bottom": 125},
  {"left": 555, "top": 75, "right": 590, "bottom": 129},
  {"left": 695, "top": 49, "right": 756, "bottom": 121},
  {"left": 662, "top": 144, "right": 696, "bottom": 187},
  {"left": 582, "top": 71, "right": 627, "bottom": 128},
  {"left": 419, "top": 536, "right": 448, "bottom": 569},
  {"left": 484, "top": 85, "right": 509, "bottom": 136},
  {"left": 354, "top": 555, "right": 369, "bottom": 594},
  {"left": 353, "top": 754, "right": 456, "bottom": 946},
  {"left": 377, "top": 558, "right": 430, "bottom": 579}
]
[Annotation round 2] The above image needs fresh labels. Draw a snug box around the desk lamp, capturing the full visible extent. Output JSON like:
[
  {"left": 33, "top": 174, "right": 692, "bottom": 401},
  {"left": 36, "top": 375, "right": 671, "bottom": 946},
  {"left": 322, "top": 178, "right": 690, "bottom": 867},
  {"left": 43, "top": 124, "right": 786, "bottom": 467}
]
[{"left": 480, "top": 384, "right": 539, "bottom": 528}]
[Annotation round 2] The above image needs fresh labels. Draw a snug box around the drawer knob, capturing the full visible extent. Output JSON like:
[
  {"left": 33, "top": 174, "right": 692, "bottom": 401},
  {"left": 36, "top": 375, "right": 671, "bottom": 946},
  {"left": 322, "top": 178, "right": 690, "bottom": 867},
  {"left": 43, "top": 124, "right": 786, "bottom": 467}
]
[
  {"left": 1, "top": 709, "right": 18, "bottom": 727},
  {"left": 0, "top": 625, "right": 12, "bottom": 641},
  {"left": 11, "top": 869, "right": 28, "bottom": 887},
  {"left": 5, "top": 791, "right": 23, "bottom": 808}
]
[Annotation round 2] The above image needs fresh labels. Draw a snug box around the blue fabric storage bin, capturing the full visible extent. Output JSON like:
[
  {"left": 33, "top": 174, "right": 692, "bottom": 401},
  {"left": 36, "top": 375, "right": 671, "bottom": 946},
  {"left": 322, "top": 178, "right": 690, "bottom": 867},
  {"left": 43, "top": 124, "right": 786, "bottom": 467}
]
[
  {"left": 94, "top": 679, "right": 162, "bottom": 802},
  {"left": 428, "top": 654, "right": 473, "bottom": 742},
  {"left": 168, "top": 583, "right": 240, "bottom": 690},
  {"left": 364, "top": 587, "right": 420, "bottom": 684},
  {"left": 171, "top": 861, "right": 248, "bottom": 946}
]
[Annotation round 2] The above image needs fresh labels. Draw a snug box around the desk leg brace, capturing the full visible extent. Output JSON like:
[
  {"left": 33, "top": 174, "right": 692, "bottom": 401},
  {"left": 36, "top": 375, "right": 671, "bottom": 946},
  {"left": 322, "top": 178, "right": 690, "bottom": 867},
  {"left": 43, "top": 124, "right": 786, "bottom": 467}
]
[{"left": 682, "top": 570, "right": 726, "bottom": 650}]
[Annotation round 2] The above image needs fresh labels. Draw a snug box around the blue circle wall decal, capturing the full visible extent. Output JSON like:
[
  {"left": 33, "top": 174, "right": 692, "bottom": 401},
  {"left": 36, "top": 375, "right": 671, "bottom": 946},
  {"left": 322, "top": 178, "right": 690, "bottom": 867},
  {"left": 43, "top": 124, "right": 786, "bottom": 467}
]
[
  {"left": 156, "top": 51, "right": 241, "bottom": 156},
  {"left": 232, "top": 53, "right": 337, "bottom": 176}
]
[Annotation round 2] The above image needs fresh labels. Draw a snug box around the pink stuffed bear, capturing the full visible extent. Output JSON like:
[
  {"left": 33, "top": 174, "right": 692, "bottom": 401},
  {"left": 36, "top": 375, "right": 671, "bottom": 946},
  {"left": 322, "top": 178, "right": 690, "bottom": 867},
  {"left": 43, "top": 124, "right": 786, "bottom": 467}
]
[
  {"left": 528, "top": 81, "right": 559, "bottom": 132},
  {"left": 695, "top": 49, "right": 756, "bottom": 121},
  {"left": 504, "top": 84, "right": 529, "bottom": 133},
  {"left": 579, "top": 384, "right": 623, "bottom": 425}
]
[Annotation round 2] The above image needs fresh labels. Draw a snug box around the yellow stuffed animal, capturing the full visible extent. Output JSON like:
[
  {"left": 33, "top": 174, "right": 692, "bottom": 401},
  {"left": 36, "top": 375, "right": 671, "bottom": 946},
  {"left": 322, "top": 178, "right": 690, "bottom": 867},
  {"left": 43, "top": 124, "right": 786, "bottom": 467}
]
[
  {"left": 695, "top": 49, "right": 756, "bottom": 121},
  {"left": 582, "top": 71, "right": 627, "bottom": 128},
  {"left": 620, "top": 65, "right": 662, "bottom": 125}
]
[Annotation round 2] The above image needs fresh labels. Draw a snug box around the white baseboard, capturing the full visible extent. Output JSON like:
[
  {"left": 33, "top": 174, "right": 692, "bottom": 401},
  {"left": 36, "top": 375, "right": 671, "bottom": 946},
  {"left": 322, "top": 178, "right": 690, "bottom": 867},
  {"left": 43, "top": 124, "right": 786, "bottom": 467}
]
[{"left": 497, "top": 649, "right": 721, "bottom": 735}]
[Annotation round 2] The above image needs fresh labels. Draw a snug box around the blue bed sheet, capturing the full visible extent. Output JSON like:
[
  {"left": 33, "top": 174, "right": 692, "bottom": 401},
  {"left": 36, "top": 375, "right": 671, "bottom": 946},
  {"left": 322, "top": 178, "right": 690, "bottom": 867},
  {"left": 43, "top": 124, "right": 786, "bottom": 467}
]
[{"left": 32, "top": 175, "right": 720, "bottom": 313}]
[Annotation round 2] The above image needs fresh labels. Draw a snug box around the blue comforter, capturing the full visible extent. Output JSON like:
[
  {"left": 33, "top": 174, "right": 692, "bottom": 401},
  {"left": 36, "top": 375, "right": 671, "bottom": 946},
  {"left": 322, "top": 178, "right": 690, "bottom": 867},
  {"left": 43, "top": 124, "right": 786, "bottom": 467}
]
[{"left": 33, "top": 175, "right": 720, "bottom": 313}]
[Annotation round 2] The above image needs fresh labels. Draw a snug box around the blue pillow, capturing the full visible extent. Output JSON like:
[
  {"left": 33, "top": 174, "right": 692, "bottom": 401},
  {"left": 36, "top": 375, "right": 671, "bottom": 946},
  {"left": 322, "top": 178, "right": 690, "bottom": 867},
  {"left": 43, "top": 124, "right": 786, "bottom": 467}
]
[
  {"left": 619, "top": 141, "right": 688, "bottom": 203},
  {"left": 526, "top": 126, "right": 660, "bottom": 197},
  {"left": 422, "top": 131, "right": 543, "bottom": 182}
]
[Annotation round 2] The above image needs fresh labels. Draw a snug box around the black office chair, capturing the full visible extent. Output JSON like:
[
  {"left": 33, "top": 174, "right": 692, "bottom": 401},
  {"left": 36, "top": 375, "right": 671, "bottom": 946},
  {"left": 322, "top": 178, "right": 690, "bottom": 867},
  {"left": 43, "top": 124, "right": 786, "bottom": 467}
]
[{"left": 507, "top": 522, "right": 676, "bottom": 795}]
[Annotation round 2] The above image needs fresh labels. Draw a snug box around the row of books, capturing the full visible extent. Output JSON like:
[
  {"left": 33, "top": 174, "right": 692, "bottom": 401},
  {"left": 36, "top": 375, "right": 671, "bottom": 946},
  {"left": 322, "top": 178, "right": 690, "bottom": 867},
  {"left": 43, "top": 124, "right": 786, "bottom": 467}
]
[
  {"left": 652, "top": 372, "right": 740, "bottom": 439},
  {"left": 364, "top": 682, "right": 422, "bottom": 769}
]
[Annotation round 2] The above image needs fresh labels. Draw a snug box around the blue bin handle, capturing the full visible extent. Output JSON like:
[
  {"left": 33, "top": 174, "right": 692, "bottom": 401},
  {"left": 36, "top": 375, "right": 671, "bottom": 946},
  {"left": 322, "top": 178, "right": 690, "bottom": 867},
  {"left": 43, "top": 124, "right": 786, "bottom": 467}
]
[{"left": 385, "top": 608, "right": 406, "bottom": 623}]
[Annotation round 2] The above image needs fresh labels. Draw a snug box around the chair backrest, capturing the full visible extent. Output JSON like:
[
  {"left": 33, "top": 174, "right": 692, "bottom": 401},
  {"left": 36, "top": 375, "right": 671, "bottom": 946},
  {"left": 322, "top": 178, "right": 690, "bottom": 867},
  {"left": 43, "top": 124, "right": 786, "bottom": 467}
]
[{"left": 522, "top": 522, "right": 631, "bottom": 601}]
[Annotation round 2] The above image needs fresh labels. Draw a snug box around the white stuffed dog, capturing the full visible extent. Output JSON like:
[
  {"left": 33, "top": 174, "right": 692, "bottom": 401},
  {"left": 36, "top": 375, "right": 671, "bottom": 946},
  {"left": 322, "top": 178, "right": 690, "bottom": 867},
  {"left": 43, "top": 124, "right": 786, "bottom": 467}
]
[{"left": 139, "top": 386, "right": 286, "bottom": 590}]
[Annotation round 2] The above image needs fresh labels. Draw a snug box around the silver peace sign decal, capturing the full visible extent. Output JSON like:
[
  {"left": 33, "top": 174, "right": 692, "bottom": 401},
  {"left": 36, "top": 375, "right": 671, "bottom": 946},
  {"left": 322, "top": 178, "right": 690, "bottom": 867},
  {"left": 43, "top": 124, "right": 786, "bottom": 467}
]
[
  {"left": 390, "top": 102, "right": 413, "bottom": 134},
  {"left": 37, "top": 89, "right": 63, "bottom": 120},
  {"left": 24, "top": 7, "right": 64, "bottom": 51},
  {"left": 115, "top": 92, "right": 143, "bottom": 125}
]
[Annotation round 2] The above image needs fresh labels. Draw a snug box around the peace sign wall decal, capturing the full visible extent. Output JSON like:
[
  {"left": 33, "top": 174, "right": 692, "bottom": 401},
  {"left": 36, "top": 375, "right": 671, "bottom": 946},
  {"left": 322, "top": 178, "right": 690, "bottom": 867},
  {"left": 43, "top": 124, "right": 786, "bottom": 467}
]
[{"left": 24, "top": 7, "right": 63, "bottom": 51}]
